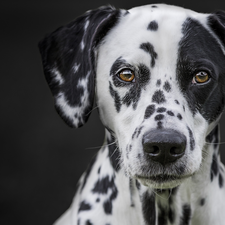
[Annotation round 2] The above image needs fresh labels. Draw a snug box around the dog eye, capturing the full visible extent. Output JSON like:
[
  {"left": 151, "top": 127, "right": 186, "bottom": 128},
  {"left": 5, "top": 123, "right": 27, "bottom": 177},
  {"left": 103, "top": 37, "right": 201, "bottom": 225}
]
[
  {"left": 118, "top": 69, "right": 135, "bottom": 82},
  {"left": 193, "top": 71, "right": 210, "bottom": 84}
]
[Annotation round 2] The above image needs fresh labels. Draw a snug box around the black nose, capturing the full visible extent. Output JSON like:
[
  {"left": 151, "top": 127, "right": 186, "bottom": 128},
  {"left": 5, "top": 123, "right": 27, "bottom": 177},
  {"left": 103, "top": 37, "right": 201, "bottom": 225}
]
[{"left": 142, "top": 129, "right": 186, "bottom": 165}]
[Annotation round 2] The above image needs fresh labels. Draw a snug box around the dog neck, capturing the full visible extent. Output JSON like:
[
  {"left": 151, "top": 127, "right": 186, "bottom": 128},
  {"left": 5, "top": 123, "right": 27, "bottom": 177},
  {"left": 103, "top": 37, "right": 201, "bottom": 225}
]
[{"left": 104, "top": 125, "right": 225, "bottom": 224}]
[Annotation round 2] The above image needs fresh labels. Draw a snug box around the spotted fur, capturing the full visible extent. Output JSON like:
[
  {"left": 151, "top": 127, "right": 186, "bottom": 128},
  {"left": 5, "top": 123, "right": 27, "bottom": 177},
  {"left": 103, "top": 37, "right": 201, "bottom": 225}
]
[{"left": 39, "top": 4, "right": 225, "bottom": 225}]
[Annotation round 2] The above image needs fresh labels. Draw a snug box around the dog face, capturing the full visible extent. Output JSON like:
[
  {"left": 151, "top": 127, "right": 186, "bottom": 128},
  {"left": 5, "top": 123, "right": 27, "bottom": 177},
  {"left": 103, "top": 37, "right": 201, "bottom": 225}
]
[
  {"left": 39, "top": 4, "right": 225, "bottom": 189},
  {"left": 96, "top": 5, "right": 225, "bottom": 188}
]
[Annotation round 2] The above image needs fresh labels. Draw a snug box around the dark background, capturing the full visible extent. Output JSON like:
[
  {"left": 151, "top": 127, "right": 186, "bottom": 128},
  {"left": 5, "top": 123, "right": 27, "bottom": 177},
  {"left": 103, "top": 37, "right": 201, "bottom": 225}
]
[{"left": 1, "top": 0, "right": 225, "bottom": 224}]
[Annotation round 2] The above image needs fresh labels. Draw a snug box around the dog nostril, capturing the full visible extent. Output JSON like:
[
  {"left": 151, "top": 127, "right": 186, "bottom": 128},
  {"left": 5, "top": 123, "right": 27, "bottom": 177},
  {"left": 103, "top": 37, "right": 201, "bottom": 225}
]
[
  {"left": 170, "top": 146, "right": 184, "bottom": 155},
  {"left": 149, "top": 146, "right": 160, "bottom": 155}
]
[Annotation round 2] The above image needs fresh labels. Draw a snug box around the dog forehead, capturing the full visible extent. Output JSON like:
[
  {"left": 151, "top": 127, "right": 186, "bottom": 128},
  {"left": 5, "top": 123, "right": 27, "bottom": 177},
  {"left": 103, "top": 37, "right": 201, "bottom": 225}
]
[
  {"left": 100, "top": 4, "right": 208, "bottom": 61},
  {"left": 127, "top": 4, "right": 205, "bottom": 23}
]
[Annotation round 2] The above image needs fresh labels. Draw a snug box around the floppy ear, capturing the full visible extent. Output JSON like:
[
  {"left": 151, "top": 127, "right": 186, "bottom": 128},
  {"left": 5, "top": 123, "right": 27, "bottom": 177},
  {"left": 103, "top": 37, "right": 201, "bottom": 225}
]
[
  {"left": 208, "top": 10, "right": 225, "bottom": 47},
  {"left": 39, "top": 6, "right": 125, "bottom": 128}
]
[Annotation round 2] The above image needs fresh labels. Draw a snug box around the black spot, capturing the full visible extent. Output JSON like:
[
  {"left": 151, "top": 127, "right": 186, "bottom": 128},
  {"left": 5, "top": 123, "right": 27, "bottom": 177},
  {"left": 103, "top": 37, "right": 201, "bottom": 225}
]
[
  {"left": 137, "top": 126, "right": 144, "bottom": 138},
  {"left": 136, "top": 180, "right": 141, "bottom": 190},
  {"left": 142, "top": 192, "right": 155, "bottom": 225},
  {"left": 96, "top": 198, "right": 100, "bottom": 202},
  {"left": 158, "top": 205, "right": 166, "bottom": 225},
  {"left": 81, "top": 154, "right": 97, "bottom": 191},
  {"left": 211, "top": 154, "right": 218, "bottom": 181},
  {"left": 147, "top": 20, "right": 158, "bottom": 31},
  {"left": 107, "top": 136, "right": 120, "bottom": 172},
  {"left": 151, "top": 5, "right": 157, "bottom": 8},
  {"left": 129, "top": 178, "right": 135, "bottom": 207},
  {"left": 126, "top": 147, "right": 129, "bottom": 159},
  {"left": 219, "top": 173, "right": 224, "bottom": 188},
  {"left": 167, "top": 111, "right": 174, "bottom": 116},
  {"left": 109, "top": 82, "right": 121, "bottom": 112},
  {"left": 85, "top": 220, "right": 93, "bottom": 225},
  {"left": 200, "top": 198, "right": 205, "bottom": 206},
  {"left": 156, "top": 79, "right": 161, "bottom": 86},
  {"left": 155, "top": 114, "right": 164, "bottom": 121},
  {"left": 175, "top": 99, "right": 180, "bottom": 104},
  {"left": 140, "top": 42, "right": 158, "bottom": 67},
  {"left": 187, "top": 126, "right": 195, "bottom": 151},
  {"left": 144, "top": 104, "right": 156, "bottom": 119},
  {"left": 169, "top": 207, "right": 175, "bottom": 224},
  {"left": 157, "top": 107, "right": 166, "bottom": 113},
  {"left": 177, "top": 113, "right": 183, "bottom": 120},
  {"left": 78, "top": 201, "right": 92, "bottom": 212},
  {"left": 152, "top": 90, "right": 166, "bottom": 104},
  {"left": 132, "top": 128, "right": 138, "bottom": 139},
  {"left": 98, "top": 166, "right": 101, "bottom": 174},
  {"left": 129, "top": 145, "right": 132, "bottom": 152},
  {"left": 92, "top": 176, "right": 113, "bottom": 194},
  {"left": 157, "top": 121, "right": 163, "bottom": 129},
  {"left": 103, "top": 199, "right": 112, "bottom": 214},
  {"left": 92, "top": 175, "right": 118, "bottom": 215},
  {"left": 183, "top": 105, "right": 185, "bottom": 112},
  {"left": 163, "top": 81, "right": 171, "bottom": 92},
  {"left": 180, "top": 204, "right": 191, "bottom": 225},
  {"left": 138, "top": 64, "right": 151, "bottom": 85}
]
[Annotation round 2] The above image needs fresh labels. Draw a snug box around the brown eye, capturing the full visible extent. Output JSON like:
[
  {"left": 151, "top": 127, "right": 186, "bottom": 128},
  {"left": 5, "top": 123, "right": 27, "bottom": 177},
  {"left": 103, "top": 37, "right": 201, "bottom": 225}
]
[
  {"left": 118, "top": 69, "right": 135, "bottom": 82},
  {"left": 193, "top": 71, "right": 209, "bottom": 84}
]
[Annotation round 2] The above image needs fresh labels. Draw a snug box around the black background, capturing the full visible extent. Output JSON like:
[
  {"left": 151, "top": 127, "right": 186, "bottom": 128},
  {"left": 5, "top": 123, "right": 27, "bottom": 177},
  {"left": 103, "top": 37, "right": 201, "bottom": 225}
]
[{"left": 1, "top": 0, "right": 225, "bottom": 224}]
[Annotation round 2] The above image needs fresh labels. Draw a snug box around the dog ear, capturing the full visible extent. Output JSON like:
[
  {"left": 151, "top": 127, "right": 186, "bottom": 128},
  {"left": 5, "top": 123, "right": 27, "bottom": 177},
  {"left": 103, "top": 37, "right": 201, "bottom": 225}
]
[
  {"left": 208, "top": 11, "right": 225, "bottom": 47},
  {"left": 39, "top": 6, "right": 125, "bottom": 128}
]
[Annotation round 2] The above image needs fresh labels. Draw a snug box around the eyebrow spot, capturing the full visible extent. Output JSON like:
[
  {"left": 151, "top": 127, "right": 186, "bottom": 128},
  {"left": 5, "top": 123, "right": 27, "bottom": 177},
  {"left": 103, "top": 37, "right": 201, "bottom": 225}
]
[
  {"left": 147, "top": 20, "right": 158, "bottom": 31},
  {"left": 140, "top": 42, "right": 158, "bottom": 67}
]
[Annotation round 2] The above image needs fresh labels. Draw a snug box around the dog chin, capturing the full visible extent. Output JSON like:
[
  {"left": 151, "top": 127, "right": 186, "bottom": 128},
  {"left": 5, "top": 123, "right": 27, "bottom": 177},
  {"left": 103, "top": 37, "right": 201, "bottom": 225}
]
[{"left": 136, "top": 174, "right": 192, "bottom": 189}]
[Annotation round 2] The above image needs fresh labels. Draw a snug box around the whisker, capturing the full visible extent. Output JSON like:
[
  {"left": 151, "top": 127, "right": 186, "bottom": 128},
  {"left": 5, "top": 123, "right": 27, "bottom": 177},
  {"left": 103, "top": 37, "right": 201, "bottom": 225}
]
[
  {"left": 85, "top": 141, "right": 117, "bottom": 150},
  {"left": 110, "top": 146, "right": 119, "bottom": 158},
  {"left": 85, "top": 105, "right": 99, "bottom": 116},
  {"left": 205, "top": 141, "right": 225, "bottom": 145}
]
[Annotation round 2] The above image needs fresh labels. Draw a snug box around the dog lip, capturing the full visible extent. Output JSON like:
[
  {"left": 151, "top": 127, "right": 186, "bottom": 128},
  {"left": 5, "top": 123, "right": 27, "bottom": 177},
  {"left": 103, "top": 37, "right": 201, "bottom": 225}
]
[{"left": 136, "top": 174, "right": 192, "bottom": 183}]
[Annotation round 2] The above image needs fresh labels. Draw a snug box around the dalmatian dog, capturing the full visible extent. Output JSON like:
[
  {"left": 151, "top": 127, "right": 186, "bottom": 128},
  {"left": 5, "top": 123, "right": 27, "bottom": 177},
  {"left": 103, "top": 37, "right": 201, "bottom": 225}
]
[{"left": 39, "top": 4, "right": 225, "bottom": 225}]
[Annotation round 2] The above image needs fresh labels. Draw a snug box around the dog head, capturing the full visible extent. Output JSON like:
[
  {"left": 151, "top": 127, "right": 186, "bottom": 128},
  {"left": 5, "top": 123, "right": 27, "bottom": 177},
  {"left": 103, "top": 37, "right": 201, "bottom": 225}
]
[{"left": 39, "top": 4, "right": 225, "bottom": 189}]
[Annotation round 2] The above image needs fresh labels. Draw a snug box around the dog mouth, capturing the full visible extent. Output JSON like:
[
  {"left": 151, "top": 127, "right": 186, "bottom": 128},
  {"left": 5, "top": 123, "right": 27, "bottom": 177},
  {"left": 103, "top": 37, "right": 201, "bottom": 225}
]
[{"left": 136, "top": 174, "right": 192, "bottom": 189}]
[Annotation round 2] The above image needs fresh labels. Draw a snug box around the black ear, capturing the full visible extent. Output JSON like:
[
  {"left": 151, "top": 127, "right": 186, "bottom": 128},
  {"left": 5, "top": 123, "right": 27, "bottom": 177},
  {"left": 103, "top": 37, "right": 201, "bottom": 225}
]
[
  {"left": 39, "top": 6, "right": 125, "bottom": 128},
  {"left": 208, "top": 11, "right": 225, "bottom": 47}
]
